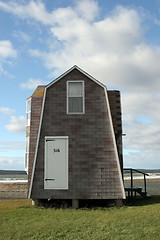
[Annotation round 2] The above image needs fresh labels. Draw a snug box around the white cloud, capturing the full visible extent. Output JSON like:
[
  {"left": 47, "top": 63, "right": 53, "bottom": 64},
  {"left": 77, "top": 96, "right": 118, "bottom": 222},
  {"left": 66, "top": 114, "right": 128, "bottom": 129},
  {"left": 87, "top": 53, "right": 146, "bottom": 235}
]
[
  {"left": 75, "top": 0, "right": 99, "bottom": 21},
  {"left": 123, "top": 119, "right": 160, "bottom": 151},
  {"left": 28, "top": 49, "right": 43, "bottom": 58},
  {"left": 0, "top": 40, "right": 17, "bottom": 77},
  {"left": 5, "top": 116, "right": 25, "bottom": 134},
  {"left": 0, "top": 107, "right": 16, "bottom": 115},
  {"left": 12, "top": 31, "right": 32, "bottom": 42},
  {"left": 0, "top": 40, "right": 17, "bottom": 59},
  {"left": 0, "top": 142, "right": 25, "bottom": 170},
  {"left": 0, "top": 0, "right": 54, "bottom": 25},
  {"left": 24, "top": 3, "right": 160, "bottom": 93},
  {"left": 0, "top": 0, "right": 160, "bottom": 168},
  {"left": 0, "top": 141, "right": 25, "bottom": 150},
  {"left": 124, "top": 150, "right": 160, "bottom": 169},
  {"left": 122, "top": 92, "right": 160, "bottom": 168},
  {"left": 20, "top": 78, "right": 46, "bottom": 90},
  {"left": 0, "top": 156, "right": 24, "bottom": 170},
  {"left": 122, "top": 93, "right": 160, "bottom": 122},
  {"left": 0, "top": 0, "right": 99, "bottom": 26},
  {"left": 154, "top": 18, "right": 160, "bottom": 26}
]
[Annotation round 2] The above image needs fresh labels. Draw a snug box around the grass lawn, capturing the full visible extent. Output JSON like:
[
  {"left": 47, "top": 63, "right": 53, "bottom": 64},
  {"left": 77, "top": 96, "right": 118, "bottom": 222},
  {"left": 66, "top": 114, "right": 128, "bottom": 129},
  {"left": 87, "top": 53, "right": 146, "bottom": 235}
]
[{"left": 0, "top": 197, "right": 160, "bottom": 240}]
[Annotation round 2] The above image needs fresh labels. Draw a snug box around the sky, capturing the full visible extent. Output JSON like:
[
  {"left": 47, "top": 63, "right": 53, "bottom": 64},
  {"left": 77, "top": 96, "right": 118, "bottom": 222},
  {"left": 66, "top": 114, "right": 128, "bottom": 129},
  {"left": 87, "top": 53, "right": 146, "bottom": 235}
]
[{"left": 0, "top": 0, "right": 160, "bottom": 170}]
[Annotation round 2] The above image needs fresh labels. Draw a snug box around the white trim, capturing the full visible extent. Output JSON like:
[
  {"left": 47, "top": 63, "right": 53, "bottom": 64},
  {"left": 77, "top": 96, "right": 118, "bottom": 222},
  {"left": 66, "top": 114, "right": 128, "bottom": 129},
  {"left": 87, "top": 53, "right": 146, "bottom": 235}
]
[
  {"left": 28, "top": 88, "right": 47, "bottom": 198},
  {"left": 46, "top": 65, "right": 105, "bottom": 90},
  {"left": 67, "top": 80, "right": 85, "bottom": 114},
  {"left": 104, "top": 88, "right": 126, "bottom": 199},
  {"left": 45, "top": 136, "right": 69, "bottom": 139}
]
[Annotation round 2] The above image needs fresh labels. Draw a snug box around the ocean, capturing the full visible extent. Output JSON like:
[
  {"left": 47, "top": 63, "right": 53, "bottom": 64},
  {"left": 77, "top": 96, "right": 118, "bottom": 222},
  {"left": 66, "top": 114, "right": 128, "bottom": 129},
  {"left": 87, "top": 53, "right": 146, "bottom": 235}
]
[
  {"left": 0, "top": 169, "right": 160, "bottom": 195},
  {"left": 0, "top": 170, "right": 28, "bottom": 184}
]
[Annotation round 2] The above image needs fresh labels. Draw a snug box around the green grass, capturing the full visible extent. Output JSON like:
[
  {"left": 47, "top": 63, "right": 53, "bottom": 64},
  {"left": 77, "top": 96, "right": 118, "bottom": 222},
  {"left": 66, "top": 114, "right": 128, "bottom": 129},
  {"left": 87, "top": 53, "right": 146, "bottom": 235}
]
[{"left": 0, "top": 197, "right": 160, "bottom": 240}]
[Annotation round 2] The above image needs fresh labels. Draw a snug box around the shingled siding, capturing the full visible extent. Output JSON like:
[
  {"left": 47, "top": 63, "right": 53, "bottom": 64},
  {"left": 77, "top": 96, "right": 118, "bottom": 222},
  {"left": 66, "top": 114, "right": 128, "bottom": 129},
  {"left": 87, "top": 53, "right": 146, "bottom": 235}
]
[
  {"left": 31, "top": 69, "right": 124, "bottom": 200},
  {"left": 27, "top": 86, "right": 45, "bottom": 188},
  {"left": 108, "top": 91, "right": 123, "bottom": 174}
]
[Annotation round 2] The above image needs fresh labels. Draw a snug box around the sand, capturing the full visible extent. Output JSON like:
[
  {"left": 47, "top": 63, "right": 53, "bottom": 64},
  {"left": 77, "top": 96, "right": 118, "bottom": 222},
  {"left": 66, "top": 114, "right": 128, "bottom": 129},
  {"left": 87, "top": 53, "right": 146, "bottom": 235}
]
[{"left": 0, "top": 184, "right": 28, "bottom": 200}]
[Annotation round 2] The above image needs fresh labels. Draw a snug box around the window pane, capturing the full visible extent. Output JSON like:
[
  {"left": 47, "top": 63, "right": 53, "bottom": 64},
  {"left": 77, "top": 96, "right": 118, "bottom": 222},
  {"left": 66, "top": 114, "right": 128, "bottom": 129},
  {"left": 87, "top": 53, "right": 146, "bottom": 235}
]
[
  {"left": 69, "top": 97, "right": 83, "bottom": 113},
  {"left": 26, "top": 98, "right": 31, "bottom": 126},
  {"left": 27, "top": 98, "right": 31, "bottom": 112},
  {"left": 68, "top": 82, "right": 83, "bottom": 96},
  {"left": 27, "top": 112, "right": 31, "bottom": 126},
  {"left": 25, "top": 153, "right": 29, "bottom": 173},
  {"left": 26, "top": 137, "right": 30, "bottom": 152}
]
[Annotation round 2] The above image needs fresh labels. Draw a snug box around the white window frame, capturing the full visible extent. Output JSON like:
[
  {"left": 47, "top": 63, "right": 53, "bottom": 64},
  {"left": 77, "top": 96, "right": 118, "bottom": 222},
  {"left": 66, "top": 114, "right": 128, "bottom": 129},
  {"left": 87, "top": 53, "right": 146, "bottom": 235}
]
[
  {"left": 67, "top": 81, "right": 85, "bottom": 114},
  {"left": 25, "top": 137, "right": 30, "bottom": 173},
  {"left": 26, "top": 98, "right": 31, "bottom": 126}
]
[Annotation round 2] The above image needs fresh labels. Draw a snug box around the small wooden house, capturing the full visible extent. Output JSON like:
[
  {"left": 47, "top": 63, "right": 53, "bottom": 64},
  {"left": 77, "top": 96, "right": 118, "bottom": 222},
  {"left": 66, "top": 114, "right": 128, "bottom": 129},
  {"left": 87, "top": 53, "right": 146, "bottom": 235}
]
[{"left": 25, "top": 65, "right": 125, "bottom": 207}]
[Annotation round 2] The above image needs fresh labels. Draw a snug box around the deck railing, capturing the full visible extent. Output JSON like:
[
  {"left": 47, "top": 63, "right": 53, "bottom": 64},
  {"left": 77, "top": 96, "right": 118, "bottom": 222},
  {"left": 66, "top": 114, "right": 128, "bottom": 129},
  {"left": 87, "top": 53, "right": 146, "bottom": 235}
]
[{"left": 123, "top": 168, "right": 149, "bottom": 199}]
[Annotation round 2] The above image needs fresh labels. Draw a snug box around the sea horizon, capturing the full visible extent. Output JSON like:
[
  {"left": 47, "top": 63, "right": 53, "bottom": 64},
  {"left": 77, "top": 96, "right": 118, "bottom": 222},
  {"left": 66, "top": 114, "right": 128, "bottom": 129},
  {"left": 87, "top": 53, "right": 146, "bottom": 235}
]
[{"left": 0, "top": 169, "right": 160, "bottom": 184}]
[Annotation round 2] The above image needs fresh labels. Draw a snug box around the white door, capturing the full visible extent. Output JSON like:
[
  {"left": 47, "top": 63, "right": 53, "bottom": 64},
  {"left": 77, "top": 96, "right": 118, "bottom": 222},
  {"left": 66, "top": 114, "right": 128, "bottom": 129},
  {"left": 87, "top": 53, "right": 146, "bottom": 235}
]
[{"left": 44, "top": 136, "right": 68, "bottom": 190}]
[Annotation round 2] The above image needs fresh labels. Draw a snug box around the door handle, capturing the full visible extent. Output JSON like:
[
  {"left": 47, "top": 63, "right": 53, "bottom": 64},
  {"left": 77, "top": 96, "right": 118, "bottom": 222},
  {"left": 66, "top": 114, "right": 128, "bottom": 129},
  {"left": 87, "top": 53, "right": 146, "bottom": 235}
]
[{"left": 45, "top": 178, "right": 55, "bottom": 181}]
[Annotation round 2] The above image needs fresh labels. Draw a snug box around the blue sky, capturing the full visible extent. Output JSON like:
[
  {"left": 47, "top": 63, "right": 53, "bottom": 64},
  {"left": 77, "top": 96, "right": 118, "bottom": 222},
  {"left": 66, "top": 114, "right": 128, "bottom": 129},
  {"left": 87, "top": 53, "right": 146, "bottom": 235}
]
[{"left": 0, "top": 0, "right": 160, "bottom": 170}]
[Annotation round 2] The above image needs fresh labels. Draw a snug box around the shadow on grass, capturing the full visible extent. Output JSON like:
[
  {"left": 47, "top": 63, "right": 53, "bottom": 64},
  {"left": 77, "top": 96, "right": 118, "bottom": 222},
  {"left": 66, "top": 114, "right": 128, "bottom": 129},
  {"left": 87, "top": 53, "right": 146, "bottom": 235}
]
[{"left": 125, "top": 195, "right": 160, "bottom": 207}]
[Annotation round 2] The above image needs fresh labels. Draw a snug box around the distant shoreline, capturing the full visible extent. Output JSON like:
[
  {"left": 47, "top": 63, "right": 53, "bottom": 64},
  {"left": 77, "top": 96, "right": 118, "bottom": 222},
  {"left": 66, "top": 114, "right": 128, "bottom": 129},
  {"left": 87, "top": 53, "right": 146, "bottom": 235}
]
[
  {"left": 0, "top": 170, "right": 27, "bottom": 175},
  {"left": 1, "top": 169, "right": 160, "bottom": 175},
  {"left": 124, "top": 175, "right": 160, "bottom": 181},
  {"left": 0, "top": 169, "right": 160, "bottom": 184}
]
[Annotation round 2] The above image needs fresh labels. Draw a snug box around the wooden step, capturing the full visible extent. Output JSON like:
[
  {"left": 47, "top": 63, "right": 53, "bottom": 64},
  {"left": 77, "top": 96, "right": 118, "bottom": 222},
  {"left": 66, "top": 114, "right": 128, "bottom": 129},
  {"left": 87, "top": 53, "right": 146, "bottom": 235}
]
[
  {"left": 125, "top": 187, "right": 142, "bottom": 192},
  {"left": 125, "top": 187, "right": 148, "bottom": 200}
]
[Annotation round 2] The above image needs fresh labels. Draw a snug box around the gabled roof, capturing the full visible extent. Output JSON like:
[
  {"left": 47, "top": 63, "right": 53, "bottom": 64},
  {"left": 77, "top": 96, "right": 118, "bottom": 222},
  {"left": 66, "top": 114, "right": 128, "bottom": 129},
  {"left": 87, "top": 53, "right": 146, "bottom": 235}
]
[{"left": 46, "top": 65, "right": 106, "bottom": 89}]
